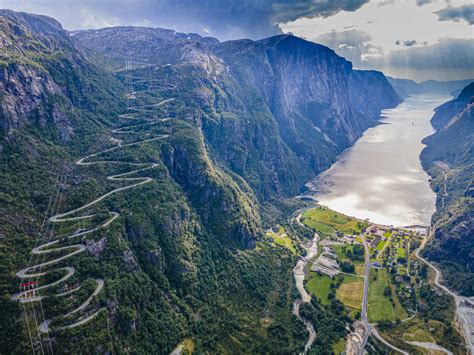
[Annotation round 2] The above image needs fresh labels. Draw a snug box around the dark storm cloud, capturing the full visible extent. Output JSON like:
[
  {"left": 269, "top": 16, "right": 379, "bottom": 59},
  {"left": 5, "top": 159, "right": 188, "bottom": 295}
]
[
  {"left": 435, "top": 4, "right": 474, "bottom": 25},
  {"left": 1, "top": 0, "right": 369, "bottom": 40},
  {"left": 403, "top": 40, "right": 417, "bottom": 47},
  {"left": 416, "top": 0, "right": 433, "bottom": 6}
]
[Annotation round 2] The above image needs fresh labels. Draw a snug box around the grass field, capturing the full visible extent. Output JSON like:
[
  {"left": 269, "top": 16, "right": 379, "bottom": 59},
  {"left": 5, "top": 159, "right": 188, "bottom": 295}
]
[
  {"left": 402, "top": 328, "right": 435, "bottom": 343},
  {"left": 175, "top": 338, "right": 195, "bottom": 354},
  {"left": 397, "top": 248, "right": 406, "bottom": 259},
  {"left": 391, "top": 284, "right": 408, "bottom": 320},
  {"left": 332, "top": 337, "right": 346, "bottom": 354},
  {"left": 368, "top": 269, "right": 396, "bottom": 322},
  {"left": 302, "top": 206, "right": 366, "bottom": 236},
  {"left": 376, "top": 241, "right": 386, "bottom": 251},
  {"left": 336, "top": 275, "right": 363, "bottom": 310},
  {"left": 332, "top": 245, "right": 350, "bottom": 261},
  {"left": 306, "top": 273, "right": 332, "bottom": 305},
  {"left": 302, "top": 219, "right": 335, "bottom": 235},
  {"left": 355, "top": 264, "right": 365, "bottom": 275},
  {"left": 265, "top": 227, "right": 296, "bottom": 254},
  {"left": 332, "top": 245, "right": 365, "bottom": 266}
]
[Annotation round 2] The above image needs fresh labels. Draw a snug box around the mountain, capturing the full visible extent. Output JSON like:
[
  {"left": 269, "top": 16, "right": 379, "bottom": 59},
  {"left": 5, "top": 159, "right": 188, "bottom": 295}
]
[
  {"left": 74, "top": 28, "right": 401, "bottom": 200},
  {"left": 1, "top": 11, "right": 401, "bottom": 353},
  {"left": 420, "top": 83, "right": 474, "bottom": 296},
  {"left": 431, "top": 82, "right": 474, "bottom": 130},
  {"left": 387, "top": 77, "right": 474, "bottom": 99}
]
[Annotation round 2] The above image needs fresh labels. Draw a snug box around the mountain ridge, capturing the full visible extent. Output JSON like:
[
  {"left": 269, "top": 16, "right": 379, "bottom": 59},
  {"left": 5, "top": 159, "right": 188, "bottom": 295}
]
[
  {"left": 1, "top": 10, "right": 402, "bottom": 353},
  {"left": 421, "top": 84, "right": 474, "bottom": 296}
]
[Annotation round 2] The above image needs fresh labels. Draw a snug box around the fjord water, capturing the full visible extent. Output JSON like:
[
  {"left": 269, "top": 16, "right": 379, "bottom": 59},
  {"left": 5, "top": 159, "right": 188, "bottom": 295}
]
[{"left": 308, "top": 95, "right": 450, "bottom": 227}]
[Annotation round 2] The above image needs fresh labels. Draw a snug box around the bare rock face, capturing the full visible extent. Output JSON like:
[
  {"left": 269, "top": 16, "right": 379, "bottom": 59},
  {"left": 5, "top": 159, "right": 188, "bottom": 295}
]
[
  {"left": 0, "top": 11, "right": 78, "bottom": 137},
  {"left": 123, "top": 250, "right": 139, "bottom": 272},
  {"left": 86, "top": 237, "right": 107, "bottom": 257},
  {"left": 0, "top": 10, "right": 123, "bottom": 141},
  {"left": 0, "top": 62, "right": 72, "bottom": 137}
]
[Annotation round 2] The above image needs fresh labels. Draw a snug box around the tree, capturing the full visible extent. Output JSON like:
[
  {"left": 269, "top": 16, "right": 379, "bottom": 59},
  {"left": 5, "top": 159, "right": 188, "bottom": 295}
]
[{"left": 340, "top": 262, "right": 355, "bottom": 273}]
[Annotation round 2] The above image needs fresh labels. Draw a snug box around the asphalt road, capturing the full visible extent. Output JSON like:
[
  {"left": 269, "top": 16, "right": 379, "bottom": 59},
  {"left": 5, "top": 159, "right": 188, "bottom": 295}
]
[{"left": 14, "top": 98, "right": 172, "bottom": 334}]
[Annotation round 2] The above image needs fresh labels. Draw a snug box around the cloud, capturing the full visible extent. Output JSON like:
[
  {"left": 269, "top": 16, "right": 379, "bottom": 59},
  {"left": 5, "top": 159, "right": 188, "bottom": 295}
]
[
  {"left": 1, "top": 0, "right": 370, "bottom": 40},
  {"left": 435, "top": 4, "right": 474, "bottom": 25},
  {"left": 382, "top": 38, "right": 474, "bottom": 69},
  {"left": 363, "top": 39, "right": 474, "bottom": 71},
  {"left": 416, "top": 0, "right": 432, "bottom": 6},
  {"left": 402, "top": 40, "right": 417, "bottom": 47},
  {"left": 273, "top": 0, "right": 369, "bottom": 21},
  {"left": 282, "top": 0, "right": 473, "bottom": 79}
]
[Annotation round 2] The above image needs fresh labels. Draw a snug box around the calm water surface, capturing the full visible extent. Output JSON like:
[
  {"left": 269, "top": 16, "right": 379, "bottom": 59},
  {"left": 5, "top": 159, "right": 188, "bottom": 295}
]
[{"left": 307, "top": 95, "right": 450, "bottom": 227}]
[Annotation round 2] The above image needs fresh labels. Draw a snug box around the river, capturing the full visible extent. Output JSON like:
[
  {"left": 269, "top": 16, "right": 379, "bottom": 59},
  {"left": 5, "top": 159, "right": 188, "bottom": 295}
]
[{"left": 306, "top": 95, "right": 451, "bottom": 227}]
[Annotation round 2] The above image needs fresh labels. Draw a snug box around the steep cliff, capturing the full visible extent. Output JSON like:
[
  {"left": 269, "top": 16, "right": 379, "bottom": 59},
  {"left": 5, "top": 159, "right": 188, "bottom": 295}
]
[
  {"left": 1, "top": 11, "right": 305, "bottom": 354},
  {"left": 75, "top": 29, "right": 401, "bottom": 200},
  {"left": 421, "top": 86, "right": 474, "bottom": 296},
  {"left": 1, "top": 11, "right": 402, "bottom": 353},
  {"left": 430, "top": 82, "right": 474, "bottom": 130}
]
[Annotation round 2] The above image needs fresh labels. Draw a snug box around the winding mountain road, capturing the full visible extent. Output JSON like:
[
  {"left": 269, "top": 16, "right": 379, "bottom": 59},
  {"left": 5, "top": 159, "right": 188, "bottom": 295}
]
[
  {"left": 13, "top": 98, "right": 173, "bottom": 333},
  {"left": 415, "top": 229, "right": 474, "bottom": 354}
]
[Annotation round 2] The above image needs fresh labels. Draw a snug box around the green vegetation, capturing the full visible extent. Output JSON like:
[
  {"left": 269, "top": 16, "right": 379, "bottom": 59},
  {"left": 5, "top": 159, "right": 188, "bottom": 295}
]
[
  {"left": 402, "top": 329, "right": 434, "bottom": 343},
  {"left": 336, "top": 275, "right": 363, "bottom": 310},
  {"left": 420, "top": 89, "right": 473, "bottom": 296},
  {"left": 306, "top": 273, "right": 332, "bottom": 305},
  {"left": 300, "top": 299, "right": 348, "bottom": 353},
  {"left": 368, "top": 269, "right": 396, "bottom": 322},
  {"left": 376, "top": 241, "right": 386, "bottom": 251},
  {"left": 333, "top": 245, "right": 364, "bottom": 263},
  {"left": 0, "top": 15, "right": 307, "bottom": 353},
  {"left": 302, "top": 206, "right": 366, "bottom": 236},
  {"left": 333, "top": 337, "right": 346, "bottom": 354},
  {"left": 265, "top": 227, "right": 296, "bottom": 254}
]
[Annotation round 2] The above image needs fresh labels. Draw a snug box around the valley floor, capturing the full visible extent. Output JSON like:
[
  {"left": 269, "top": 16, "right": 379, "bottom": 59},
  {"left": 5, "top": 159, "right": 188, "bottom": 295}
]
[{"left": 282, "top": 204, "right": 469, "bottom": 354}]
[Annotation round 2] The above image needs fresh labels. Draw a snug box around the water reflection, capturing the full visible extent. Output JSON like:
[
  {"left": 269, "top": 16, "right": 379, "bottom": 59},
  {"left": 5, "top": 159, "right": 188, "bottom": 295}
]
[{"left": 307, "top": 95, "right": 450, "bottom": 227}]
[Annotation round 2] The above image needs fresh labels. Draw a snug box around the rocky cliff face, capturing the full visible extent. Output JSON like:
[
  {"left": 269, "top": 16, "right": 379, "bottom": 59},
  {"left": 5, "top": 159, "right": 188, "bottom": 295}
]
[
  {"left": 0, "top": 10, "right": 125, "bottom": 141},
  {"left": 430, "top": 82, "right": 474, "bottom": 130},
  {"left": 1, "top": 11, "right": 402, "bottom": 353},
  {"left": 75, "top": 29, "right": 401, "bottom": 200},
  {"left": 421, "top": 87, "right": 474, "bottom": 296}
]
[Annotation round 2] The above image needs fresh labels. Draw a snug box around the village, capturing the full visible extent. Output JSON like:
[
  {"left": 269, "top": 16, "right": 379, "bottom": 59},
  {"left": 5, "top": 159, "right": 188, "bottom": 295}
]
[{"left": 265, "top": 205, "right": 465, "bottom": 354}]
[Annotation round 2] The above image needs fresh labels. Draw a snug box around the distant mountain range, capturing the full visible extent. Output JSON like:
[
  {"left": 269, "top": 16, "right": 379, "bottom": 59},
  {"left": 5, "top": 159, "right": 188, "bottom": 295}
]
[{"left": 387, "top": 76, "right": 474, "bottom": 98}]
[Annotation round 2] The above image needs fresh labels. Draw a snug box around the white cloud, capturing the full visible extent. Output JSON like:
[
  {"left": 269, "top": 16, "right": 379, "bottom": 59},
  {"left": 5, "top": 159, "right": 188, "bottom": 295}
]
[
  {"left": 280, "top": 0, "right": 473, "bottom": 56},
  {"left": 79, "top": 8, "right": 120, "bottom": 29}
]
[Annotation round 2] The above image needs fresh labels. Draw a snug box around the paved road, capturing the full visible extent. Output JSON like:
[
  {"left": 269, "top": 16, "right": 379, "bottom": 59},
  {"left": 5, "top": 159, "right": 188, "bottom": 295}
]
[
  {"left": 371, "top": 328, "right": 408, "bottom": 355},
  {"left": 358, "top": 236, "right": 372, "bottom": 354},
  {"left": 415, "top": 229, "right": 474, "bottom": 354},
  {"left": 14, "top": 99, "right": 173, "bottom": 333}
]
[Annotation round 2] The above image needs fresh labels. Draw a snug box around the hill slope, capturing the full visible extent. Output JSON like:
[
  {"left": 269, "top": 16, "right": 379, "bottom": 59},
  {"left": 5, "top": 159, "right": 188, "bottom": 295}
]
[
  {"left": 74, "top": 28, "right": 402, "bottom": 200},
  {"left": 421, "top": 85, "right": 474, "bottom": 296},
  {"left": 1, "top": 11, "right": 401, "bottom": 353}
]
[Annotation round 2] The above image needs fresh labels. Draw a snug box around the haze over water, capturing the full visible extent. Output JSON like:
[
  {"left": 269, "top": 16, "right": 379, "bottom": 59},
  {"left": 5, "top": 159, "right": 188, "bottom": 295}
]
[{"left": 308, "top": 95, "right": 450, "bottom": 227}]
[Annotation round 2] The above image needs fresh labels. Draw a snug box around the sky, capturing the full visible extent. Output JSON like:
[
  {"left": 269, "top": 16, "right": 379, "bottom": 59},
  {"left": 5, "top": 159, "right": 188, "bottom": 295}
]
[{"left": 1, "top": 0, "right": 473, "bottom": 81}]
